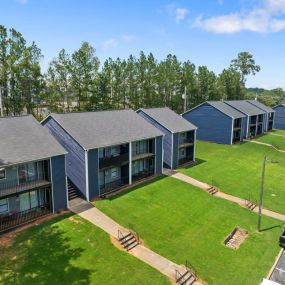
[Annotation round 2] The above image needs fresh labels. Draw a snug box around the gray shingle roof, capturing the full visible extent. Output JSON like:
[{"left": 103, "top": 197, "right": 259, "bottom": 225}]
[
  {"left": 247, "top": 100, "right": 275, "bottom": 113},
  {"left": 273, "top": 104, "right": 285, "bottom": 109},
  {"left": 0, "top": 115, "right": 66, "bottom": 166},
  {"left": 138, "top": 107, "right": 197, "bottom": 133},
  {"left": 50, "top": 110, "right": 164, "bottom": 149},
  {"left": 225, "top": 100, "right": 266, "bottom": 116},
  {"left": 206, "top": 101, "right": 246, "bottom": 119}
]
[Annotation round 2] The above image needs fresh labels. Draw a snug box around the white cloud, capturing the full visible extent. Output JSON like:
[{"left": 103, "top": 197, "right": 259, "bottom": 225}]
[
  {"left": 121, "top": 34, "right": 137, "bottom": 43},
  {"left": 175, "top": 8, "right": 189, "bottom": 23},
  {"left": 194, "top": 0, "right": 285, "bottom": 34},
  {"left": 167, "top": 4, "right": 189, "bottom": 23},
  {"left": 15, "top": 0, "right": 28, "bottom": 4},
  {"left": 99, "top": 38, "right": 117, "bottom": 51}
]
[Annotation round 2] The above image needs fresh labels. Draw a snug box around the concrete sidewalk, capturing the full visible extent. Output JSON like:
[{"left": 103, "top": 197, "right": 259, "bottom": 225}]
[
  {"left": 169, "top": 172, "right": 285, "bottom": 222},
  {"left": 246, "top": 139, "right": 285, "bottom": 154},
  {"left": 70, "top": 200, "right": 203, "bottom": 284}
]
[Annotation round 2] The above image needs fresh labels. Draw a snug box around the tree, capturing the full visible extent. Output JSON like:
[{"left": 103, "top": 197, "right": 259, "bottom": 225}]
[
  {"left": 69, "top": 42, "right": 100, "bottom": 110},
  {"left": 230, "top": 52, "right": 260, "bottom": 85}
]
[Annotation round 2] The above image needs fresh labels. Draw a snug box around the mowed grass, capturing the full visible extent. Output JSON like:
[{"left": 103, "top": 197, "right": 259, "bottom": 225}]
[
  {"left": 0, "top": 214, "right": 169, "bottom": 285},
  {"left": 179, "top": 140, "right": 285, "bottom": 214},
  {"left": 256, "top": 132, "right": 285, "bottom": 150},
  {"left": 95, "top": 176, "right": 285, "bottom": 285},
  {"left": 274, "top": 129, "right": 285, "bottom": 136}
]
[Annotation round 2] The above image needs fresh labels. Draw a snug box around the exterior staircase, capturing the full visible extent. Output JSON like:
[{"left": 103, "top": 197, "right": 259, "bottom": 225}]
[
  {"left": 118, "top": 230, "right": 139, "bottom": 251},
  {"left": 67, "top": 178, "right": 81, "bottom": 201},
  {"left": 207, "top": 186, "right": 218, "bottom": 195},
  {"left": 176, "top": 261, "right": 197, "bottom": 285}
]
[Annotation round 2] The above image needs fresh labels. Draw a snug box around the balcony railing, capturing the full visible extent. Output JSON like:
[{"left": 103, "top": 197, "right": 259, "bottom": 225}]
[
  {"left": 100, "top": 176, "right": 129, "bottom": 196},
  {"left": 132, "top": 152, "right": 154, "bottom": 161},
  {"left": 0, "top": 176, "right": 51, "bottom": 198},
  {"left": 179, "top": 139, "right": 194, "bottom": 148},
  {"left": 0, "top": 204, "right": 50, "bottom": 233},
  {"left": 99, "top": 153, "right": 129, "bottom": 169},
  {"left": 178, "top": 156, "right": 194, "bottom": 166},
  {"left": 132, "top": 169, "right": 154, "bottom": 183}
]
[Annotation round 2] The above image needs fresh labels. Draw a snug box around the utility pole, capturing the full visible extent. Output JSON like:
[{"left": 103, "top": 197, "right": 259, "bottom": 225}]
[
  {"left": 257, "top": 156, "right": 266, "bottom": 232},
  {"left": 257, "top": 156, "right": 279, "bottom": 232}
]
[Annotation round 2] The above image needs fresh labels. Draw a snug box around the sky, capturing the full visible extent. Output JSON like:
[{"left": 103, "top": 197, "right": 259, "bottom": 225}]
[{"left": 0, "top": 0, "right": 285, "bottom": 89}]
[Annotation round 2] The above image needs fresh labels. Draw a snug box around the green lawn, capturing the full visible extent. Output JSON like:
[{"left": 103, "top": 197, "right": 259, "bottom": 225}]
[
  {"left": 0, "top": 214, "right": 169, "bottom": 285},
  {"left": 256, "top": 132, "right": 285, "bottom": 150},
  {"left": 95, "top": 176, "right": 285, "bottom": 285},
  {"left": 273, "top": 129, "right": 285, "bottom": 136},
  {"left": 179, "top": 140, "right": 285, "bottom": 214}
]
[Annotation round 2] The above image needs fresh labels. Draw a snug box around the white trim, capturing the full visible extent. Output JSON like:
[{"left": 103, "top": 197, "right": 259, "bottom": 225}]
[
  {"left": 193, "top": 130, "right": 196, "bottom": 162},
  {"left": 246, "top": 116, "right": 250, "bottom": 138},
  {"left": 49, "top": 157, "right": 55, "bottom": 213},
  {"left": 161, "top": 136, "right": 164, "bottom": 169},
  {"left": 154, "top": 137, "right": 157, "bottom": 174},
  {"left": 129, "top": 142, "right": 132, "bottom": 185},
  {"left": 64, "top": 156, "right": 69, "bottom": 209},
  {"left": 171, "top": 133, "right": 174, "bottom": 169},
  {"left": 98, "top": 150, "right": 100, "bottom": 196},
  {"left": 230, "top": 119, "right": 234, "bottom": 145},
  {"left": 85, "top": 150, "right": 90, "bottom": 202},
  {"left": 255, "top": 116, "right": 258, "bottom": 136}
]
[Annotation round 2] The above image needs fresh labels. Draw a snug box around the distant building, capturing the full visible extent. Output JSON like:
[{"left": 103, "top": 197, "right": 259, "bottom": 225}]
[
  {"left": 247, "top": 100, "right": 275, "bottom": 131},
  {"left": 182, "top": 101, "right": 246, "bottom": 144},
  {"left": 273, "top": 104, "right": 285, "bottom": 130},
  {"left": 137, "top": 107, "right": 197, "bottom": 169}
]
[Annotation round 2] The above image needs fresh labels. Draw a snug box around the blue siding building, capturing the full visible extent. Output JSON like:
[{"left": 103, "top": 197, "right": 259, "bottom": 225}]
[
  {"left": 273, "top": 104, "right": 285, "bottom": 130},
  {"left": 247, "top": 100, "right": 275, "bottom": 132},
  {"left": 0, "top": 115, "right": 67, "bottom": 233},
  {"left": 137, "top": 107, "right": 197, "bottom": 169},
  {"left": 224, "top": 100, "right": 267, "bottom": 138},
  {"left": 182, "top": 101, "right": 246, "bottom": 144},
  {"left": 42, "top": 110, "right": 164, "bottom": 199}
]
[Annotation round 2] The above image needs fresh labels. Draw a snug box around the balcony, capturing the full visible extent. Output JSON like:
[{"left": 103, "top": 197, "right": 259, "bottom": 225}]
[
  {"left": 132, "top": 152, "right": 154, "bottom": 162},
  {"left": 99, "top": 153, "right": 129, "bottom": 169},
  {"left": 0, "top": 176, "right": 51, "bottom": 198},
  {"left": 179, "top": 139, "right": 194, "bottom": 149},
  {"left": 100, "top": 176, "right": 129, "bottom": 196},
  {"left": 132, "top": 169, "right": 154, "bottom": 183},
  {"left": 0, "top": 204, "right": 50, "bottom": 233}
]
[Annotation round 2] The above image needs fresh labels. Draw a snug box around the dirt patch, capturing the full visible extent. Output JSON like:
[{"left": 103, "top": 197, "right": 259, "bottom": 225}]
[
  {"left": 224, "top": 227, "right": 248, "bottom": 249},
  {"left": 68, "top": 216, "right": 83, "bottom": 224}
]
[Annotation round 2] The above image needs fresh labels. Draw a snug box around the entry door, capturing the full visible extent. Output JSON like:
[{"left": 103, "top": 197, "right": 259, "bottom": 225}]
[{"left": 20, "top": 192, "right": 30, "bottom": 211}]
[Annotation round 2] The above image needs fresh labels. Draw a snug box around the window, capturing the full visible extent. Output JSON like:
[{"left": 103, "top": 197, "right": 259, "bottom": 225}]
[
  {"left": 111, "top": 167, "right": 118, "bottom": 178},
  {"left": 0, "top": 168, "right": 6, "bottom": 180},
  {"left": 111, "top": 146, "right": 120, "bottom": 156},
  {"left": 0, "top": 198, "right": 8, "bottom": 213}
]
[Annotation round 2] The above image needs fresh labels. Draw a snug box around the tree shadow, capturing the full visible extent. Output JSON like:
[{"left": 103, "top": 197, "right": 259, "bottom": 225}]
[
  {"left": 0, "top": 214, "right": 92, "bottom": 285},
  {"left": 259, "top": 224, "right": 281, "bottom": 232}
]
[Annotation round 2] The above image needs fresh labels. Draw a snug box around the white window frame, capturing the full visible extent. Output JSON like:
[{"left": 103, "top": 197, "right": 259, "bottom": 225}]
[
  {"left": 111, "top": 167, "right": 119, "bottom": 179},
  {"left": 0, "top": 198, "right": 9, "bottom": 213},
  {"left": 0, "top": 168, "right": 6, "bottom": 180}
]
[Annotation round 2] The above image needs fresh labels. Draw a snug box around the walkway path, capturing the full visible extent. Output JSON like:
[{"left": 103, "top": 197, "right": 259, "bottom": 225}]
[
  {"left": 169, "top": 172, "right": 285, "bottom": 222},
  {"left": 270, "top": 133, "right": 285, "bottom": 138},
  {"left": 70, "top": 200, "right": 203, "bottom": 284},
  {"left": 245, "top": 139, "right": 285, "bottom": 154}
]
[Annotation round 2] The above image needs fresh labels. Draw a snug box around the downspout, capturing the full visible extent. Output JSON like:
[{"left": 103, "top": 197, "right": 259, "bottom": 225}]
[{"left": 85, "top": 150, "right": 90, "bottom": 202}]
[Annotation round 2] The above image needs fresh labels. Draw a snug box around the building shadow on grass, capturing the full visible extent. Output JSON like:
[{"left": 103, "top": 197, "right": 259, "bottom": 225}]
[
  {"left": 106, "top": 175, "right": 167, "bottom": 201},
  {"left": 0, "top": 214, "right": 92, "bottom": 285},
  {"left": 180, "top": 158, "right": 207, "bottom": 169}
]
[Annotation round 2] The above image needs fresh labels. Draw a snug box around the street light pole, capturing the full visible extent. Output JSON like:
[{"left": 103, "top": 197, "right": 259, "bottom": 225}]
[
  {"left": 258, "top": 156, "right": 267, "bottom": 232},
  {"left": 257, "top": 156, "right": 279, "bottom": 232}
]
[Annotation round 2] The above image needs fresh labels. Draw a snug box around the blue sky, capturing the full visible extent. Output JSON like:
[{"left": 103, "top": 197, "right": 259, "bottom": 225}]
[{"left": 1, "top": 0, "right": 285, "bottom": 89}]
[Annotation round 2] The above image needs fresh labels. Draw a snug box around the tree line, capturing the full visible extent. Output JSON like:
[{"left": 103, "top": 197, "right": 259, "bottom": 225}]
[{"left": 1, "top": 25, "right": 280, "bottom": 119}]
